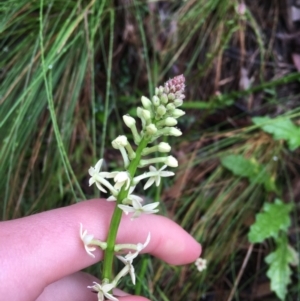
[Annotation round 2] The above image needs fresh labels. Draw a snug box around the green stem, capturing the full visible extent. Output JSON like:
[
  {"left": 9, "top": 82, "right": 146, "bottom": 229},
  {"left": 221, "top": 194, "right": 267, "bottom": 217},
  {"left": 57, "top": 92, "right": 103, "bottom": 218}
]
[{"left": 102, "top": 136, "right": 149, "bottom": 281}]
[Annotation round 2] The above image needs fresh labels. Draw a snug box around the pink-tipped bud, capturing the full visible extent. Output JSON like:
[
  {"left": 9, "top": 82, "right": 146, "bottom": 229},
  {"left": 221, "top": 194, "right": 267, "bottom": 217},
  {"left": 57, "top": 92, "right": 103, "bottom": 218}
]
[{"left": 164, "top": 74, "right": 185, "bottom": 94}]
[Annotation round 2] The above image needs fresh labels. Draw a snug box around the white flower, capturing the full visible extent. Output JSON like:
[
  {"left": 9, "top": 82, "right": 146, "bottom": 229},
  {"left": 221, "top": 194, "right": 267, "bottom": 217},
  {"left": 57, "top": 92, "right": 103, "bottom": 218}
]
[
  {"left": 126, "top": 232, "right": 151, "bottom": 261},
  {"left": 195, "top": 258, "right": 207, "bottom": 272},
  {"left": 88, "top": 159, "right": 111, "bottom": 193},
  {"left": 88, "top": 282, "right": 118, "bottom": 301},
  {"left": 118, "top": 199, "right": 159, "bottom": 219},
  {"left": 116, "top": 254, "right": 136, "bottom": 285},
  {"left": 108, "top": 186, "right": 143, "bottom": 203},
  {"left": 80, "top": 223, "right": 96, "bottom": 258},
  {"left": 144, "top": 165, "right": 174, "bottom": 190},
  {"left": 108, "top": 171, "right": 131, "bottom": 190}
]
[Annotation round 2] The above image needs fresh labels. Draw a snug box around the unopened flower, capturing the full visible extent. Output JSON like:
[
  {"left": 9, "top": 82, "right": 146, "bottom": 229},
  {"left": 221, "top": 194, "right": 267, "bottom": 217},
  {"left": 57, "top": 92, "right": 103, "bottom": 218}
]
[
  {"left": 112, "top": 135, "right": 128, "bottom": 148},
  {"left": 141, "top": 96, "right": 152, "bottom": 110},
  {"left": 139, "top": 155, "right": 178, "bottom": 168},
  {"left": 236, "top": 2, "right": 246, "bottom": 15},
  {"left": 88, "top": 282, "right": 118, "bottom": 301},
  {"left": 80, "top": 223, "right": 96, "bottom": 258},
  {"left": 160, "top": 94, "right": 168, "bottom": 104},
  {"left": 172, "top": 108, "right": 185, "bottom": 118},
  {"left": 195, "top": 257, "right": 207, "bottom": 272},
  {"left": 118, "top": 199, "right": 159, "bottom": 219},
  {"left": 123, "top": 115, "right": 141, "bottom": 145},
  {"left": 152, "top": 95, "right": 160, "bottom": 106},
  {"left": 156, "top": 127, "right": 182, "bottom": 138},
  {"left": 123, "top": 115, "right": 136, "bottom": 128},
  {"left": 165, "top": 155, "right": 178, "bottom": 167},
  {"left": 164, "top": 74, "right": 185, "bottom": 93},
  {"left": 146, "top": 124, "right": 157, "bottom": 135},
  {"left": 157, "top": 142, "right": 171, "bottom": 153}
]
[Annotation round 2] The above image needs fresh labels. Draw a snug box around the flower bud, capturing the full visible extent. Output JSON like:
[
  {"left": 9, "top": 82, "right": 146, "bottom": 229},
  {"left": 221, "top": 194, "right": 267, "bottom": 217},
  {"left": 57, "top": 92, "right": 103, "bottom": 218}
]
[
  {"left": 168, "top": 93, "right": 175, "bottom": 101},
  {"left": 141, "top": 96, "right": 152, "bottom": 110},
  {"left": 152, "top": 95, "right": 160, "bottom": 106},
  {"left": 169, "top": 127, "right": 182, "bottom": 136},
  {"left": 158, "top": 142, "right": 171, "bottom": 152},
  {"left": 158, "top": 86, "right": 164, "bottom": 94},
  {"left": 142, "top": 109, "right": 151, "bottom": 122},
  {"left": 172, "top": 109, "right": 185, "bottom": 118},
  {"left": 160, "top": 93, "right": 168, "bottom": 104},
  {"left": 164, "top": 117, "right": 177, "bottom": 126},
  {"left": 174, "top": 98, "right": 183, "bottom": 107},
  {"left": 123, "top": 115, "right": 136, "bottom": 128},
  {"left": 166, "top": 103, "right": 175, "bottom": 111},
  {"left": 137, "top": 107, "right": 143, "bottom": 118},
  {"left": 165, "top": 155, "right": 178, "bottom": 167},
  {"left": 157, "top": 105, "right": 166, "bottom": 116},
  {"left": 164, "top": 86, "right": 170, "bottom": 94},
  {"left": 155, "top": 87, "right": 160, "bottom": 95},
  {"left": 112, "top": 135, "right": 128, "bottom": 149},
  {"left": 146, "top": 124, "right": 157, "bottom": 135}
]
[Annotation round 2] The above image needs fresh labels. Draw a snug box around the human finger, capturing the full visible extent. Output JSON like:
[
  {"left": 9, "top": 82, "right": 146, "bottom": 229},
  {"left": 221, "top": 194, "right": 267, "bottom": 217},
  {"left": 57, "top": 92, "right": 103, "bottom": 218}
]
[
  {"left": 0, "top": 199, "right": 201, "bottom": 301},
  {"left": 35, "top": 272, "right": 149, "bottom": 301}
]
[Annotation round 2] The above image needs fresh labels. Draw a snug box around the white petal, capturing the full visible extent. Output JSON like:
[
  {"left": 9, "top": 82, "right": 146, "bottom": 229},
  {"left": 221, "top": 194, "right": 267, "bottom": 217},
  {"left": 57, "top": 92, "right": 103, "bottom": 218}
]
[
  {"left": 104, "top": 291, "right": 119, "bottom": 301},
  {"left": 88, "top": 167, "right": 95, "bottom": 177},
  {"left": 114, "top": 181, "right": 124, "bottom": 190},
  {"left": 96, "top": 182, "right": 107, "bottom": 193},
  {"left": 131, "top": 211, "right": 142, "bottom": 219},
  {"left": 129, "top": 186, "right": 136, "bottom": 194},
  {"left": 137, "top": 232, "right": 151, "bottom": 252},
  {"left": 149, "top": 165, "right": 157, "bottom": 172},
  {"left": 95, "top": 159, "right": 103, "bottom": 173},
  {"left": 129, "top": 265, "right": 136, "bottom": 285},
  {"left": 159, "top": 165, "right": 167, "bottom": 171},
  {"left": 116, "top": 255, "right": 127, "bottom": 265},
  {"left": 144, "top": 177, "right": 155, "bottom": 190},
  {"left": 160, "top": 171, "right": 175, "bottom": 177},
  {"left": 85, "top": 246, "right": 96, "bottom": 258},
  {"left": 131, "top": 198, "right": 143, "bottom": 209},
  {"left": 80, "top": 223, "right": 84, "bottom": 239},
  {"left": 144, "top": 232, "right": 151, "bottom": 249},
  {"left": 125, "top": 178, "right": 130, "bottom": 190},
  {"left": 155, "top": 175, "right": 161, "bottom": 187},
  {"left": 89, "top": 177, "right": 95, "bottom": 186},
  {"left": 144, "top": 202, "right": 159, "bottom": 210},
  {"left": 106, "top": 171, "right": 118, "bottom": 178},
  {"left": 107, "top": 195, "right": 117, "bottom": 201},
  {"left": 118, "top": 204, "right": 135, "bottom": 214},
  {"left": 129, "top": 194, "right": 144, "bottom": 203}
]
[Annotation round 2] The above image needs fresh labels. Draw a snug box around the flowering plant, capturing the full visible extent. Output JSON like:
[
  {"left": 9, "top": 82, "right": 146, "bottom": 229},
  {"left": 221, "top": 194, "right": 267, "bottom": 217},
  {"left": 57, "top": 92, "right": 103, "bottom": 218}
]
[{"left": 80, "top": 75, "right": 187, "bottom": 300}]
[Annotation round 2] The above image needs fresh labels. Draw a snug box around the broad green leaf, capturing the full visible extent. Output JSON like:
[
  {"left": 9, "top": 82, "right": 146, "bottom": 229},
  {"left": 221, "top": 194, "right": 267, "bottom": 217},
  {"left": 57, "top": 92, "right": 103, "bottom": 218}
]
[
  {"left": 252, "top": 116, "right": 300, "bottom": 151},
  {"left": 220, "top": 155, "right": 276, "bottom": 192},
  {"left": 221, "top": 155, "right": 258, "bottom": 179},
  {"left": 265, "top": 235, "right": 294, "bottom": 300},
  {"left": 248, "top": 199, "right": 292, "bottom": 243}
]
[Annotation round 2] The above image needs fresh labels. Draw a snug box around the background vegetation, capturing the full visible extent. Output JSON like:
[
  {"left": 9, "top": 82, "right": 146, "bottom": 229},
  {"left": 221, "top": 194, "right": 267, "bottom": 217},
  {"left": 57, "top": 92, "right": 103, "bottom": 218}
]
[{"left": 1, "top": 0, "right": 300, "bottom": 300}]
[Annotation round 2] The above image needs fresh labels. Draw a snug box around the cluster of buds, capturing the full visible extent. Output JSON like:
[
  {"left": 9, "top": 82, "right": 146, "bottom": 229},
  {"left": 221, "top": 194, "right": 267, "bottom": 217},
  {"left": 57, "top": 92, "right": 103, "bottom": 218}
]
[{"left": 81, "top": 75, "right": 186, "bottom": 301}]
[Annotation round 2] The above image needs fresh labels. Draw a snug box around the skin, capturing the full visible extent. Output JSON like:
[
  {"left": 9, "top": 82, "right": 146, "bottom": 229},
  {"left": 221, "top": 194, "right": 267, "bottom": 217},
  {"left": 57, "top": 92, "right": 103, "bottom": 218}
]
[{"left": 0, "top": 199, "right": 201, "bottom": 301}]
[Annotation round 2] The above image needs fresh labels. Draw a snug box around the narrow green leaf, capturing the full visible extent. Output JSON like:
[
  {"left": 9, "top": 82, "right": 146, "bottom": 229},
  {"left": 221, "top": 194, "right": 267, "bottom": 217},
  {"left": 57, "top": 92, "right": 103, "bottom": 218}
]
[
  {"left": 265, "top": 235, "right": 294, "bottom": 300},
  {"left": 248, "top": 199, "right": 293, "bottom": 243},
  {"left": 253, "top": 116, "right": 300, "bottom": 151}
]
